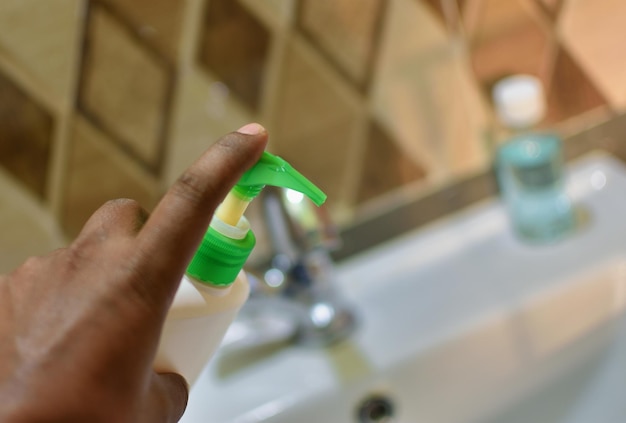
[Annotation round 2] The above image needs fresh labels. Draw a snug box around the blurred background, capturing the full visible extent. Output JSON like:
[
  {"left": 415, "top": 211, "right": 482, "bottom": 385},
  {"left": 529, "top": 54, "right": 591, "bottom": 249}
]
[{"left": 0, "top": 0, "right": 625, "bottom": 271}]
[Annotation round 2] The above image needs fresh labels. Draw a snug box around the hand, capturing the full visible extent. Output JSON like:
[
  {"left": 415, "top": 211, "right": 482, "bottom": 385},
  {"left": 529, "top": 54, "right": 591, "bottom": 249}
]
[{"left": 0, "top": 124, "right": 268, "bottom": 423}]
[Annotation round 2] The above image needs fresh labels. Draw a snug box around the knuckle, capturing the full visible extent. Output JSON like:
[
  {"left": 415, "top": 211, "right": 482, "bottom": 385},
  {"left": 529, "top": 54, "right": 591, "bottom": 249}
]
[
  {"left": 106, "top": 198, "right": 150, "bottom": 232},
  {"left": 215, "top": 133, "right": 241, "bottom": 151},
  {"left": 105, "top": 198, "right": 142, "bottom": 213},
  {"left": 215, "top": 135, "right": 242, "bottom": 168},
  {"left": 63, "top": 244, "right": 88, "bottom": 272},
  {"left": 110, "top": 197, "right": 139, "bottom": 206},
  {"left": 15, "top": 255, "right": 43, "bottom": 275},
  {"left": 9, "top": 254, "right": 49, "bottom": 281},
  {"left": 22, "top": 255, "right": 43, "bottom": 269},
  {"left": 171, "top": 171, "right": 211, "bottom": 207}
]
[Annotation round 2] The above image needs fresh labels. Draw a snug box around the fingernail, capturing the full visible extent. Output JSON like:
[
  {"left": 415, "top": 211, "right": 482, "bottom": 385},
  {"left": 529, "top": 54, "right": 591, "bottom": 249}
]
[{"left": 236, "top": 122, "right": 265, "bottom": 135}]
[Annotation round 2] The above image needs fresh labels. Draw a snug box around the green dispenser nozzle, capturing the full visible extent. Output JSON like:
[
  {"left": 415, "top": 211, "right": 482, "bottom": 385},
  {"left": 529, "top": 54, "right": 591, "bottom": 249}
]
[
  {"left": 232, "top": 152, "right": 326, "bottom": 206},
  {"left": 186, "top": 151, "right": 327, "bottom": 287}
]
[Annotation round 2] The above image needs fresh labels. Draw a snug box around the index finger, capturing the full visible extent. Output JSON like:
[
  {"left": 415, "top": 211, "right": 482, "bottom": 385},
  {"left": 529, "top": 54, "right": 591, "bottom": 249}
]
[{"left": 136, "top": 124, "right": 268, "bottom": 299}]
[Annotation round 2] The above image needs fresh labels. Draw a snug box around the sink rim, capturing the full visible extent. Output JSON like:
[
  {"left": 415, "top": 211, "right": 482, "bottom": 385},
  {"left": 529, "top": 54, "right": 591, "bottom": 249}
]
[{"left": 182, "top": 151, "right": 626, "bottom": 423}]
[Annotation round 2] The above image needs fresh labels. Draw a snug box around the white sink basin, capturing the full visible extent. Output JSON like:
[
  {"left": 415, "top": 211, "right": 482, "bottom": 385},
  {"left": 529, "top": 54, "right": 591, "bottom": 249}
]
[{"left": 182, "top": 151, "right": 626, "bottom": 423}]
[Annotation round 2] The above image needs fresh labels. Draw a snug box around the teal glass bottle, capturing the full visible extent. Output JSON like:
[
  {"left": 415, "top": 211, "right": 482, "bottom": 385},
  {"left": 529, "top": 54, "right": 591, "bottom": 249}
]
[{"left": 492, "top": 75, "right": 575, "bottom": 243}]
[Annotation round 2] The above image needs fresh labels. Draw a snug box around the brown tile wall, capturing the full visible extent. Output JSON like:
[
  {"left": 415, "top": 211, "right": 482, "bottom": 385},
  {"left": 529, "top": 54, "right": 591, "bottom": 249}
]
[
  {"left": 78, "top": 1, "right": 174, "bottom": 172},
  {"left": 0, "top": 68, "right": 54, "bottom": 199},
  {"left": 0, "top": 0, "right": 624, "bottom": 257}
]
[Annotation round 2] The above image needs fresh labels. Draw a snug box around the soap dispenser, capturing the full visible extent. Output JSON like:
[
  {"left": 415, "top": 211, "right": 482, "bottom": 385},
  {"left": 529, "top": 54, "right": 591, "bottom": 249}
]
[
  {"left": 154, "top": 152, "right": 326, "bottom": 385},
  {"left": 491, "top": 75, "right": 575, "bottom": 242}
]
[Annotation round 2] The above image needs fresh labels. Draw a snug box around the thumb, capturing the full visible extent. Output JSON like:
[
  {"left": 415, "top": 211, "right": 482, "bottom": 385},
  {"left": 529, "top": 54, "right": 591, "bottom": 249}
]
[{"left": 144, "top": 372, "right": 189, "bottom": 423}]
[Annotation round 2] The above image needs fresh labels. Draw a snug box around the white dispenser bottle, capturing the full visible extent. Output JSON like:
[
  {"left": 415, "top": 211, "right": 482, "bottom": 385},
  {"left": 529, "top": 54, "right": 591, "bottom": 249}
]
[
  {"left": 154, "top": 272, "right": 249, "bottom": 384},
  {"left": 154, "top": 152, "right": 327, "bottom": 385}
]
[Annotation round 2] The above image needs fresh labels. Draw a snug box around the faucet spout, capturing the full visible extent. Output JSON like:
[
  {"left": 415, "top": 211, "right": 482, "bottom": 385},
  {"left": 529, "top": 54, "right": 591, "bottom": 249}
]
[
  {"left": 223, "top": 185, "right": 357, "bottom": 362},
  {"left": 258, "top": 187, "right": 356, "bottom": 345}
]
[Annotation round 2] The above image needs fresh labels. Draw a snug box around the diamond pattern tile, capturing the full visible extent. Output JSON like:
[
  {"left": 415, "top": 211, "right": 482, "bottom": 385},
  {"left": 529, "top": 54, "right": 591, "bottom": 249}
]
[
  {"left": 546, "top": 46, "right": 607, "bottom": 123},
  {"left": 356, "top": 121, "right": 426, "bottom": 204},
  {"left": 98, "top": 0, "right": 185, "bottom": 61},
  {"left": 422, "top": 0, "right": 468, "bottom": 31},
  {"left": 560, "top": 0, "right": 626, "bottom": 109},
  {"left": 270, "top": 40, "right": 363, "bottom": 209},
  {"left": 422, "top": 0, "right": 447, "bottom": 23},
  {"left": 470, "top": 0, "right": 552, "bottom": 93},
  {"left": 459, "top": 0, "right": 482, "bottom": 34},
  {"left": 165, "top": 68, "right": 252, "bottom": 187},
  {"left": 197, "top": 0, "right": 271, "bottom": 112},
  {"left": 0, "top": 0, "right": 82, "bottom": 103},
  {"left": 62, "top": 115, "right": 158, "bottom": 238},
  {"left": 239, "top": 0, "right": 296, "bottom": 28},
  {"left": 79, "top": 3, "right": 172, "bottom": 172},
  {"left": 537, "top": 0, "right": 564, "bottom": 19},
  {"left": 468, "top": 0, "right": 530, "bottom": 40},
  {"left": 0, "top": 167, "right": 65, "bottom": 273},
  {"left": 297, "top": 0, "right": 386, "bottom": 89},
  {"left": 373, "top": 0, "right": 489, "bottom": 178},
  {"left": 0, "top": 69, "right": 54, "bottom": 199},
  {"left": 0, "top": 0, "right": 623, "bottom": 242}
]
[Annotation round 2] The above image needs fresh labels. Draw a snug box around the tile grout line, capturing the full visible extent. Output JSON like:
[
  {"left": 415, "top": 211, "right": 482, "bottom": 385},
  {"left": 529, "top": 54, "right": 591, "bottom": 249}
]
[{"left": 48, "top": 1, "right": 90, "bottom": 225}]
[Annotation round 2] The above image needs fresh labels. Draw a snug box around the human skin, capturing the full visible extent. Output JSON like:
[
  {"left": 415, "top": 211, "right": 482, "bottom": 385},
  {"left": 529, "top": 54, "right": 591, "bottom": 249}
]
[{"left": 0, "top": 124, "right": 268, "bottom": 422}]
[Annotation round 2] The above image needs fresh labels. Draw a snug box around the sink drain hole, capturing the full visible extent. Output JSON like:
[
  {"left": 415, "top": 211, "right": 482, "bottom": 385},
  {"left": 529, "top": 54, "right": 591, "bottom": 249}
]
[{"left": 356, "top": 395, "right": 395, "bottom": 423}]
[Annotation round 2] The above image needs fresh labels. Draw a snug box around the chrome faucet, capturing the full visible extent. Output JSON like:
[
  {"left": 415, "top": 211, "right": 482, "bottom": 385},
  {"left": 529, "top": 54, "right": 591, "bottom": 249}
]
[{"left": 219, "top": 186, "right": 357, "bottom": 361}]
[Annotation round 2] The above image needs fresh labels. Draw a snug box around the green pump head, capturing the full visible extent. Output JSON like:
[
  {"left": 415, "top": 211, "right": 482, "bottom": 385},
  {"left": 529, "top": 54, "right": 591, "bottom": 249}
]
[
  {"left": 186, "top": 151, "right": 327, "bottom": 287},
  {"left": 232, "top": 152, "right": 327, "bottom": 205}
]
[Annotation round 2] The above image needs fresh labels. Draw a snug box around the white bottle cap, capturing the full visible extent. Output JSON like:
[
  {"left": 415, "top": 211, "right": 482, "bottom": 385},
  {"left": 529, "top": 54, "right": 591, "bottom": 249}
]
[
  {"left": 492, "top": 75, "right": 546, "bottom": 129},
  {"left": 210, "top": 215, "right": 250, "bottom": 240}
]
